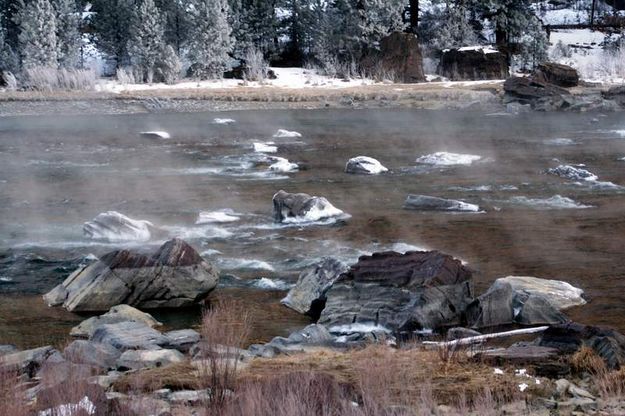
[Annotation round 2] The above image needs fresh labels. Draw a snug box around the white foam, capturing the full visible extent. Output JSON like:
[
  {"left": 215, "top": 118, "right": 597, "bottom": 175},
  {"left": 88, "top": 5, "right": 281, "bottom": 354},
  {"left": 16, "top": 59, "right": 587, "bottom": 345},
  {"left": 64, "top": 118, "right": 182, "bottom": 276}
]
[
  {"left": 253, "top": 142, "right": 278, "bottom": 153},
  {"left": 328, "top": 322, "right": 392, "bottom": 334},
  {"left": 273, "top": 129, "right": 302, "bottom": 138},
  {"left": 162, "top": 225, "right": 233, "bottom": 240},
  {"left": 390, "top": 242, "right": 428, "bottom": 253},
  {"left": 252, "top": 278, "right": 292, "bottom": 290},
  {"left": 196, "top": 209, "right": 241, "bottom": 224},
  {"left": 509, "top": 195, "right": 593, "bottom": 210},
  {"left": 544, "top": 138, "right": 576, "bottom": 146},
  {"left": 140, "top": 131, "right": 170, "bottom": 139},
  {"left": 217, "top": 258, "right": 275, "bottom": 271},
  {"left": 416, "top": 152, "right": 482, "bottom": 166},
  {"left": 83, "top": 211, "right": 154, "bottom": 242},
  {"left": 200, "top": 249, "right": 222, "bottom": 256},
  {"left": 269, "top": 157, "right": 299, "bottom": 172},
  {"left": 281, "top": 199, "right": 346, "bottom": 224},
  {"left": 214, "top": 118, "right": 236, "bottom": 124},
  {"left": 0, "top": 276, "right": 13, "bottom": 283},
  {"left": 84, "top": 253, "right": 98, "bottom": 261}
]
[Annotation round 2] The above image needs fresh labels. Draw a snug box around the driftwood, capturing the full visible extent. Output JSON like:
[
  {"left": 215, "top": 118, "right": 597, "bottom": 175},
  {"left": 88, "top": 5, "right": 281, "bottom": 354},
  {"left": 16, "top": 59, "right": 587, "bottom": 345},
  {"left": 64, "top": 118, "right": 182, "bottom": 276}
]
[{"left": 423, "top": 326, "right": 549, "bottom": 348}]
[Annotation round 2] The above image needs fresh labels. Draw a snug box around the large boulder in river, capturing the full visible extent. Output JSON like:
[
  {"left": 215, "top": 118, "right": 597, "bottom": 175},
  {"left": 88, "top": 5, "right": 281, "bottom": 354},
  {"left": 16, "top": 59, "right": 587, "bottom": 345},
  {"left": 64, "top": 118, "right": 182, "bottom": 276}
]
[
  {"left": 345, "top": 156, "right": 388, "bottom": 175},
  {"left": 281, "top": 258, "right": 349, "bottom": 318},
  {"left": 503, "top": 76, "right": 572, "bottom": 111},
  {"left": 404, "top": 194, "right": 480, "bottom": 212},
  {"left": 83, "top": 211, "right": 155, "bottom": 242},
  {"left": 272, "top": 190, "right": 347, "bottom": 224},
  {"left": 43, "top": 238, "right": 219, "bottom": 312},
  {"left": 466, "top": 276, "right": 580, "bottom": 328},
  {"left": 318, "top": 251, "right": 474, "bottom": 334},
  {"left": 438, "top": 47, "right": 509, "bottom": 81},
  {"left": 533, "top": 62, "right": 579, "bottom": 88},
  {"left": 70, "top": 305, "right": 163, "bottom": 338},
  {"left": 361, "top": 32, "right": 425, "bottom": 83}
]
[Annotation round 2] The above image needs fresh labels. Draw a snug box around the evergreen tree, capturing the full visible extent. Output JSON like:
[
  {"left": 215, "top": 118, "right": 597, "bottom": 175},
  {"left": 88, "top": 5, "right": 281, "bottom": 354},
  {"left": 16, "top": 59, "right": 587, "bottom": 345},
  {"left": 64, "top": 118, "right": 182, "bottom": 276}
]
[
  {"left": 354, "top": 0, "right": 405, "bottom": 52},
  {"left": 420, "top": 0, "right": 480, "bottom": 50},
  {"left": 156, "top": 43, "right": 181, "bottom": 84},
  {"left": 187, "top": 0, "right": 233, "bottom": 79},
  {"left": 228, "top": 0, "right": 278, "bottom": 59},
  {"left": 89, "top": 0, "right": 135, "bottom": 67},
  {"left": 0, "top": 0, "right": 21, "bottom": 51},
  {"left": 154, "top": 0, "right": 190, "bottom": 55},
  {"left": 127, "top": 0, "right": 165, "bottom": 82},
  {"left": 16, "top": 0, "right": 58, "bottom": 68},
  {"left": 51, "top": 0, "right": 82, "bottom": 68},
  {"left": 0, "top": 27, "right": 20, "bottom": 73}
]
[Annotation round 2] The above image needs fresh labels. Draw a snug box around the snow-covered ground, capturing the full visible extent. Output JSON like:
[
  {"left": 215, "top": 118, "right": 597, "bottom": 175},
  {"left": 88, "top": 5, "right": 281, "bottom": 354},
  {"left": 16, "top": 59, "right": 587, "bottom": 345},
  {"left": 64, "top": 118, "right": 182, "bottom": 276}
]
[{"left": 95, "top": 67, "right": 377, "bottom": 94}]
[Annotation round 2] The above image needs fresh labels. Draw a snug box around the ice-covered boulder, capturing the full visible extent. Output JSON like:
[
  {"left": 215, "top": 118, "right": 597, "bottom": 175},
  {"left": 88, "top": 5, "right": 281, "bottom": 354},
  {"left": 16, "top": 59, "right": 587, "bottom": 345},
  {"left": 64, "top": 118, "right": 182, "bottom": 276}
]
[
  {"left": 269, "top": 157, "right": 298, "bottom": 172},
  {"left": 43, "top": 238, "right": 219, "bottom": 312},
  {"left": 281, "top": 258, "right": 349, "bottom": 318},
  {"left": 547, "top": 165, "right": 598, "bottom": 182},
  {"left": 404, "top": 195, "right": 480, "bottom": 212},
  {"left": 253, "top": 142, "right": 277, "bottom": 153},
  {"left": 345, "top": 156, "right": 388, "bottom": 175},
  {"left": 83, "top": 211, "right": 155, "bottom": 242},
  {"left": 416, "top": 152, "right": 482, "bottom": 166},
  {"left": 318, "top": 250, "right": 474, "bottom": 334},
  {"left": 273, "top": 129, "right": 302, "bottom": 138},
  {"left": 272, "top": 190, "right": 347, "bottom": 224}
]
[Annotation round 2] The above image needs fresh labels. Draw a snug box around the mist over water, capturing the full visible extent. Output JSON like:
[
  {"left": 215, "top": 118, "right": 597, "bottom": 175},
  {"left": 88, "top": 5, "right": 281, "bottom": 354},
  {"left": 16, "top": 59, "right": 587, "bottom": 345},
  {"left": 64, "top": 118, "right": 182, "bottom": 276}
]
[{"left": 2, "top": 108, "right": 625, "bottom": 346}]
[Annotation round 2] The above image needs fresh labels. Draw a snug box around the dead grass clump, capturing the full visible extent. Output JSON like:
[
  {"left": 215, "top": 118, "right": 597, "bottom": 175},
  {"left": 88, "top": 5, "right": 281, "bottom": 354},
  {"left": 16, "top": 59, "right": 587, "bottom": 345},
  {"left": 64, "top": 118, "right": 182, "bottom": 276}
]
[
  {"left": 596, "top": 367, "right": 625, "bottom": 400},
  {"left": 571, "top": 346, "right": 607, "bottom": 376},
  {"left": 112, "top": 362, "right": 199, "bottom": 393},
  {"left": 0, "top": 366, "right": 30, "bottom": 416}
]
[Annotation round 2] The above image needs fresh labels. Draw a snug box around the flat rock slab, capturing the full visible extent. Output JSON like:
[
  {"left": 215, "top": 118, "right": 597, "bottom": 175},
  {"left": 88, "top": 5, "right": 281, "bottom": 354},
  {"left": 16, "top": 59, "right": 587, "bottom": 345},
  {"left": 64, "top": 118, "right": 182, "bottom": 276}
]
[
  {"left": 164, "top": 329, "right": 200, "bottom": 353},
  {"left": 497, "top": 276, "right": 585, "bottom": 310},
  {"left": 64, "top": 340, "right": 121, "bottom": 370},
  {"left": 0, "top": 346, "right": 64, "bottom": 378},
  {"left": 71, "top": 304, "right": 163, "bottom": 338},
  {"left": 91, "top": 321, "right": 169, "bottom": 351},
  {"left": 478, "top": 345, "right": 559, "bottom": 365},
  {"left": 116, "top": 349, "right": 184, "bottom": 371}
]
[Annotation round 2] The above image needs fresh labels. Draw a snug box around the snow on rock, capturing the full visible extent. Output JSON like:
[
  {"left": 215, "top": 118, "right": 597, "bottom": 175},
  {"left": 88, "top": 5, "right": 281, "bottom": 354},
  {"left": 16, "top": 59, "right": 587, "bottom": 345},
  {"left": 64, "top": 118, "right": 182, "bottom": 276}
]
[
  {"left": 216, "top": 258, "right": 275, "bottom": 271},
  {"left": 269, "top": 157, "right": 299, "bottom": 172},
  {"left": 253, "top": 142, "right": 278, "bottom": 153},
  {"left": 140, "top": 131, "right": 170, "bottom": 139},
  {"left": 496, "top": 276, "right": 586, "bottom": 311},
  {"left": 345, "top": 156, "right": 388, "bottom": 175},
  {"left": 213, "top": 118, "right": 235, "bottom": 124},
  {"left": 252, "top": 277, "right": 293, "bottom": 290},
  {"left": 196, "top": 209, "right": 241, "bottom": 224},
  {"left": 273, "top": 129, "right": 302, "bottom": 138},
  {"left": 416, "top": 152, "right": 482, "bottom": 166},
  {"left": 273, "top": 190, "right": 347, "bottom": 225},
  {"left": 39, "top": 397, "right": 96, "bottom": 416},
  {"left": 508, "top": 195, "right": 593, "bottom": 210},
  {"left": 547, "top": 165, "right": 598, "bottom": 182},
  {"left": 328, "top": 322, "right": 392, "bottom": 335},
  {"left": 83, "top": 211, "right": 154, "bottom": 242}
]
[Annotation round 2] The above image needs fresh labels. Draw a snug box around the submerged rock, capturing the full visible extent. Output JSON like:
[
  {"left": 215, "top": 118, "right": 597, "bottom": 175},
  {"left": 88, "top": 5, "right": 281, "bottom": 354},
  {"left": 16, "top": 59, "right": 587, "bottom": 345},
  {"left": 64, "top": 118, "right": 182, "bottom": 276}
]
[
  {"left": 70, "top": 305, "right": 163, "bottom": 338},
  {"left": 466, "top": 276, "right": 578, "bottom": 328},
  {"left": 404, "top": 194, "right": 480, "bottom": 212},
  {"left": 318, "top": 250, "right": 474, "bottom": 333},
  {"left": 83, "top": 211, "right": 155, "bottom": 242},
  {"left": 547, "top": 165, "right": 598, "bottom": 182},
  {"left": 281, "top": 258, "right": 349, "bottom": 318},
  {"left": 44, "top": 238, "right": 219, "bottom": 312},
  {"left": 345, "top": 156, "right": 388, "bottom": 175},
  {"left": 272, "top": 190, "right": 347, "bottom": 224},
  {"left": 91, "top": 321, "right": 170, "bottom": 351}
]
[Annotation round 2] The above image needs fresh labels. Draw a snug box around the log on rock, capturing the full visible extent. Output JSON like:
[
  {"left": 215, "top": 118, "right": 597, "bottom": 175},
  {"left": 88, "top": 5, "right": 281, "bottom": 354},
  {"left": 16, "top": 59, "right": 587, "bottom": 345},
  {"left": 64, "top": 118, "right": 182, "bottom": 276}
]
[{"left": 423, "top": 326, "right": 549, "bottom": 348}]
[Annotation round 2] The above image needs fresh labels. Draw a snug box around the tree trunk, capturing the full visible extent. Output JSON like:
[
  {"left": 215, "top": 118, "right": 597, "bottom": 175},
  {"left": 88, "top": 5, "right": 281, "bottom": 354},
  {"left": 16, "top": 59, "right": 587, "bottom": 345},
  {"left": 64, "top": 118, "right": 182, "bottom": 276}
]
[{"left": 409, "top": 0, "right": 419, "bottom": 33}]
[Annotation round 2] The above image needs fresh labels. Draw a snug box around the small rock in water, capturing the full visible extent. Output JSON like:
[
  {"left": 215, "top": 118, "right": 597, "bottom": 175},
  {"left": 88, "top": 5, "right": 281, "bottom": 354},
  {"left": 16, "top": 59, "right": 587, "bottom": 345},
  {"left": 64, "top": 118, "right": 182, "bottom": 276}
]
[
  {"left": 273, "top": 129, "right": 302, "bottom": 138},
  {"left": 547, "top": 165, "right": 598, "bottom": 182},
  {"left": 345, "top": 156, "right": 388, "bottom": 175},
  {"left": 140, "top": 131, "right": 171, "bottom": 139},
  {"left": 269, "top": 157, "right": 299, "bottom": 172},
  {"left": 83, "top": 211, "right": 154, "bottom": 242},
  {"left": 272, "top": 190, "right": 347, "bottom": 224},
  {"left": 253, "top": 142, "right": 277, "bottom": 153},
  {"left": 403, "top": 194, "right": 480, "bottom": 212}
]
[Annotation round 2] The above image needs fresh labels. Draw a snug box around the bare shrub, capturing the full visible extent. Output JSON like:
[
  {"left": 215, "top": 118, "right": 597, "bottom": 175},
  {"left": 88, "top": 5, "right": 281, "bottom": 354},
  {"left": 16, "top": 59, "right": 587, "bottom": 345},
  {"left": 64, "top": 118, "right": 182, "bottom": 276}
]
[
  {"left": 199, "top": 299, "right": 252, "bottom": 411},
  {"left": 23, "top": 67, "right": 96, "bottom": 92},
  {"left": 0, "top": 366, "right": 30, "bottom": 416},
  {"left": 244, "top": 48, "right": 269, "bottom": 83},
  {"left": 472, "top": 387, "right": 498, "bottom": 416},
  {"left": 116, "top": 67, "right": 136, "bottom": 85},
  {"left": 596, "top": 368, "right": 625, "bottom": 400}
]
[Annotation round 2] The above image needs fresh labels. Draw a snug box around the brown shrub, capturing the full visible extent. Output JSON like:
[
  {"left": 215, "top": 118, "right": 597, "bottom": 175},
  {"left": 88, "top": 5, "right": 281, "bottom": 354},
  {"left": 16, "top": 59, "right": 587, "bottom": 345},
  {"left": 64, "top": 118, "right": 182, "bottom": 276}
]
[
  {"left": 0, "top": 366, "right": 30, "bottom": 416},
  {"left": 571, "top": 346, "right": 607, "bottom": 376}
]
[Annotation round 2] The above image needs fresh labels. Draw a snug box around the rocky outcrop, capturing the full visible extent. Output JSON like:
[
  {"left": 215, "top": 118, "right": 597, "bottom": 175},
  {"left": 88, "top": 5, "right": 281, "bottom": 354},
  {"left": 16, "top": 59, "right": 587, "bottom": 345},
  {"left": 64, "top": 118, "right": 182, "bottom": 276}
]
[
  {"left": 539, "top": 323, "right": 625, "bottom": 369},
  {"left": 44, "top": 238, "right": 219, "bottom": 312},
  {"left": 438, "top": 47, "right": 508, "bottom": 81},
  {"left": 64, "top": 340, "right": 121, "bottom": 370},
  {"left": 116, "top": 349, "right": 185, "bottom": 371},
  {"left": 164, "top": 329, "right": 200, "bottom": 353},
  {"left": 272, "top": 190, "right": 347, "bottom": 224},
  {"left": 404, "top": 195, "right": 480, "bottom": 212},
  {"left": 70, "top": 305, "right": 163, "bottom": 338},
  {"left": 503, "top": 77, "right": 572, "bottom": 111},
  {"left": 361, "top": 32, "right": 425, "bottom": 83},
  {"left": 248, "top": 324, "right": 335, "bottom": 358},
  {"left": 83, "top": 211, "right": 155, "bottom": 242},
  {"left": 466, "top": 277, "right": 575, "bottom": 328},
  {"left": 318, "top": 251, "right": 473, "bottom": 334},
  {"left": 345, "top": 156, "right": 388, "bottom": 175},
  {"left": 91, "top": 321, "right": 170, "bottom": 351},
  {"left": 534, "top": 62, "right": 579, "bottom": 88},
  {"left": 0, "top": 346, "right": 64, "bottom": 378},
  {"left": 281, "top": 258, "right": 349, "bottom": 318}
]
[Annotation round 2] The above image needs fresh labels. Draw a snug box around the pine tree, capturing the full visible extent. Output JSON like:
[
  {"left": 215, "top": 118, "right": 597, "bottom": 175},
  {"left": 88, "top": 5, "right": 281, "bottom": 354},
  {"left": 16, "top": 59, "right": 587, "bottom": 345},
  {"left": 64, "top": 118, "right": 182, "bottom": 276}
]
[
  {"left": 51, "top": 0, "right": 82, "bottom": 68},
  {"left": 420, "top": 0, "right": 480, "bottom": 50},
  {"left": 0, "top": 27, "right": 20, "bottom": 74},
  {"left": 187, "top": 0, "right": 234, "bottom": 79},
  {"left": 228, "top": 0, "right": 278, "bottom": 59},
  {"left": 127, "top": 0, "right": 165, "bottom": 83},
  {"left": 156, "top": 43, "right": 181, "bottom": 84},
  {"left": 16, "top": 0, "right": 58, "bottom": 69},
  {"left": 89, "top": 0, "right": 134, "bottom": 67},
  {"left": 154, "top": 0, "right": 190, "bottom": 55},
  {"left": 0, "top": 0, "right": 21, "bottom": 51},
  {"left": 354, "top": 0, "right": 405, "bottom": 52}
]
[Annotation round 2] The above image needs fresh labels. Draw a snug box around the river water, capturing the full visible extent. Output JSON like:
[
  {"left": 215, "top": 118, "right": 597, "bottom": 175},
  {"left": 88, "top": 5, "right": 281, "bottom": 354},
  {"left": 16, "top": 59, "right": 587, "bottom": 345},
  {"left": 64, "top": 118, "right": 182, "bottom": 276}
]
[{"left": 1, "top": 108, "right": 624, "bottom": 348}]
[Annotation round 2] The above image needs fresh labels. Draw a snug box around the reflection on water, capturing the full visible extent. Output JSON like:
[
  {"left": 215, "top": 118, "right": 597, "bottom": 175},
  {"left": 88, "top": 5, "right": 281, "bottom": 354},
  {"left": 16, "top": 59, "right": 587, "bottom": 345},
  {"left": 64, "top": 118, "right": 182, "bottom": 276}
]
[{"left": 1, "top": 108, "right": 625, "bottom": 347}]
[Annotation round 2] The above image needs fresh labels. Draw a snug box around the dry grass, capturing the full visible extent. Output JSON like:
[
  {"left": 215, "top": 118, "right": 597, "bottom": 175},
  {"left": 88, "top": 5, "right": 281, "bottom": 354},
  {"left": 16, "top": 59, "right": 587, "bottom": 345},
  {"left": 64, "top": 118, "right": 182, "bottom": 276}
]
[
  {"left": 113, "top": 361, "right": 200, "bottom": 393},
  {"left": 0, "top": 366, "right": 30, "bottom": 416},
  {"left": 571, "top": 346, "right": 607, "bottom": 376},
  {"left": 596, "top": 367, "right": 625, "bottom": 400}
]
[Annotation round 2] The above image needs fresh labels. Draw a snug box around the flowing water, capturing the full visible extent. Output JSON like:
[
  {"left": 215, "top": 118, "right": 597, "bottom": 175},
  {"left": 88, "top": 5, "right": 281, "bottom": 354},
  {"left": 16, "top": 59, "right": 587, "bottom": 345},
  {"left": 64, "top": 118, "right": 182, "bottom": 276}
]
[{"left": 1, "top": 108, "right": 625, "bottom": 348}]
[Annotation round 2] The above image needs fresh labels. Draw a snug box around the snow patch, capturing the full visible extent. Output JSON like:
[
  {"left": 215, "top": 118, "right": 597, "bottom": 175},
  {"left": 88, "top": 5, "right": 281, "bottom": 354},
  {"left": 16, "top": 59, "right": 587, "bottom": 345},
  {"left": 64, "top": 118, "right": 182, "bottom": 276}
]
[
  {"left": 213, "top": 118, "right": 235, "bottom": 124},
  {"left": 273, "top": 129, "right": 302, "bottom": 138},
  {"left": 416, "top": 152, "right": 482, "bottom": 166},
  {"left": 196, "top": 209, "right": 241, "bottom": 224},
  {"left": 253, "top": 142, "right": 277, "bottom": 153},
  {"left": 329, "top": 322, "right": 392, "bottom": 335},
  {"left": 39, "top": 397, "right": 96, "bottom": 416},
  {"left": 508, "top": 195, "right": 593, "bottom": 210}
]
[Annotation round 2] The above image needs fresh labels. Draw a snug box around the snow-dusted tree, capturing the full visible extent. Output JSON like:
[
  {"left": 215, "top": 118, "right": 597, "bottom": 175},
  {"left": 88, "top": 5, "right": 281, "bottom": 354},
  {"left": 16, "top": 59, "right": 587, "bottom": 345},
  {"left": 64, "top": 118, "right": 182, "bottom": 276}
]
[
  {"left": 420, "top": 0, "right": 480, "bottom": 50},
  {"left": 156, "top": 44, "right": 181, "bottom": 84},
  {"left": 154, "top": 0, "right": 191, "bottom": 55},
  {"left": 187, "top": 0, "right": 234, "bottom": 79},
  {"left": 51, "top": 0, "right": 82, "bottom": 68},
  {"left": 0, "top": 27, "right": 20, "bottom": 74},
  {"left": 353, "top": 0, "right": 405, "bottom": 52},
  {"left": 16, "top": 0, "right": 58, "bottom": 69},
  {"left": 228, "top": 0, "right": 278, "bottom": 59},
  {"left": 89, "top": 0, "right": 134, "bottom": 67},
  {"left": 1, "top": 0, "right": 21, "bottom": 51},
  {"left": 127, "top": 0, "right": 165, "bottom": 83}
]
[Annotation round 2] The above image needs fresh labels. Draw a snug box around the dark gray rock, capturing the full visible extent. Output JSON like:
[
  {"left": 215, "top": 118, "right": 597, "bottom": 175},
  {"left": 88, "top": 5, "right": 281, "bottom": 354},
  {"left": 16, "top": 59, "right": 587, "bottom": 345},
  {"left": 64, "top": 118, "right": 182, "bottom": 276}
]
[
  {"left": 44, "top": 238, "right": 219, "bottom": 312},
  {"left": 503, "top": 76, "right": 572, "bottom": 111},
  {"left": 281, "top": 258, "right": 349, "bottom": 318},
  {"left": 318, "top": 251, "right": 474, "bottom": 334},
  {"left": 361, "top": 32, "right": 425, "bottom": 83},
  {"left": 404, "top": 194, "right": 480, "bottom": 212},
  {"left": 164, "top": 329, "right": 200, "bottom": 353},
  {"left": 602, "top": 85, "right": 625, "bottom": 107},
  {"left": 64, "top": 340, "right": 121, "bottom": 370},
  {"left": 272, "top": 190, "right": 346, "bottom": 223},
  {"left": 446, "top": 327, "right": 481, "bottom": 341},
  {"left": 534, "top": 62, "right": 579, "bottom": 88},
  {"left": 0, "top": 346, "right": 64, "bottom": 378},
  {"left": 438, "top": 47, "right": 509, "bottom": 81},
  {"left": 248, "top": 324, "right": 334, "bottom": 358},
  {"left": 91, "top": 321, "right": 169, "bottom": 351}
]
